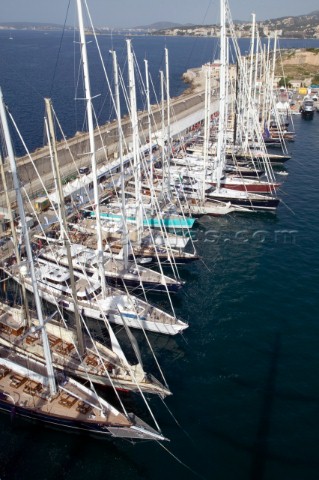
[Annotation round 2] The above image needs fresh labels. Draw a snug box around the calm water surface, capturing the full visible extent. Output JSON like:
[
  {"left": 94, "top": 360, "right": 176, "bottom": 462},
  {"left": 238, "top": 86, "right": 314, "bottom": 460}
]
[{"left": 0, "top": 31, "right": 319, "bottom": 480}]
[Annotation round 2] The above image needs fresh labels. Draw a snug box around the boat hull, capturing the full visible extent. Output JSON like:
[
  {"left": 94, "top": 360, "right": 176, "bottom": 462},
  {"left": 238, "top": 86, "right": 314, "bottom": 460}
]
[
  {"left": 17, "top": 279, "right": 188, "bottom": 336},
  {"left": 91, "top": 212, "right": 195, "bottom": 229},
  {"left": 106, "top": 275, "right": 184, "bottom": 293},
  {"left": 0, "top": 395, "right": 162, "bottom": 440},
  {"left": 224, "top": 166, "right": 264, "bottom": 177},
  {"left": 209, "top": 181, "right": 280, "bottom": 193},
  {"left": 228, "top": 153, "right": 291, "bottom": 164},
  {"left": 37, "top": 251, "right": 183, "bottom": 293},
  {"left": 128, "top": 252, "right": 199, "bottom": 265},
  {"left": 301, "top": 110, "right": 314, "bottom": 119},
  {"left": 206, "top": 193, "right": 280, "bottom": 211}
]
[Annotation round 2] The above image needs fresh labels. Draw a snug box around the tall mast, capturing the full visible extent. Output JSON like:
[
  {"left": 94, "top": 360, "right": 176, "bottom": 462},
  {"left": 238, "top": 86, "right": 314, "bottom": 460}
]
[
  {"left": 164, "top": 48, "right": 171, "bottom": 198},
  {"left": 268, "top": 31, "right": 278, "bottom": 126},
  {"left": 0, "top": 88, "right": 57, "bottom": 395},
  {"left": 261, "top": 36, "right": 271, "bottom": 129},
  {"left": 215, "top": 0, "right": 227, "bottom": 190},
  {"left": 249, "top": 15, "right": 256, "bottom": 103},
  {"left": 76, "top": 0, "right": 107, "bottom": 296},
  {"left": 0, "top": 152, "right": 31, "bottom": 324},
  {"left": 110, "top": 50, "right": 129, "bottom": 271},
  {"left": 203, "top": 65, "right": 211, "bottom": 203},
  {"left": 45, "top": 98, "right": 85, "bottom": 356},
  {"left": 233, "top": 60, "right": 239, "bottom": 146},
  {"left": 127, "top": 39, "right": 142, "bottom": 246},
  {"left": 253, "top": 30, "right": 260, "bottom": 113},
  {"left": 144, "top": 59, "right": 154, "bottom": 209},
  {"left": 244, "top": 13, "right": 256, "bottom": 150},
  {"left": 160, "top": 70, "right": 169, "bottom": 198}
]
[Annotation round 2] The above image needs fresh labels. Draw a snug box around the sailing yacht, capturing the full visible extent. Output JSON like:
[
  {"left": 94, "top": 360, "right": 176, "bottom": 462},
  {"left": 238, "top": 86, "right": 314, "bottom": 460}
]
[
  {"left": 165, "top": 160, "right": 280, "bottom": 194},
  {"left": 0, "top": 344, "right": 166, "bottom": 440},
  {"left": 205, "top": 1, "right": 281, "bottom": 213},
  {"left": 8, "top": 5, "right": 187, "bottom": 336},
  {"left": 5, "top": 256, "right": 188, "bottom": 335},
  {"left": 88, "top": 201, "right": 195, "bottom": 230},
  {"left": 0, "top": 302, "right": 170, "bottom": 396},
  {"left": 0, "top": 83, "right": 166, "bottom": 441},
  {"left": 37, "top": 242, "right": 184, "bottom": 293}
]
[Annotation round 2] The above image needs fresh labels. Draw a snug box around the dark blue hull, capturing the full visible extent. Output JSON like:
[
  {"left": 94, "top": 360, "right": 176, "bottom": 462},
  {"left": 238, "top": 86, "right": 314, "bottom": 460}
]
[
  {"left": 207, "top": 194, "right": 280, "bottom": 211},
  {"left": 301, "top": 110, "right": 314, "bottom": 119},
  {"left": 129, "top": 253, "right": 199, "bottom": 265},
  {"left": 107, "top": 276, "right": 184, "bottom": 292}
]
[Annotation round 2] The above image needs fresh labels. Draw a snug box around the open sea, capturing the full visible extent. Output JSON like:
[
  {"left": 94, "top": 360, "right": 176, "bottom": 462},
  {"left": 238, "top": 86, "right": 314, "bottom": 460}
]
[{"left": 0, "top": 30, "right": 319, "bottom": 480}]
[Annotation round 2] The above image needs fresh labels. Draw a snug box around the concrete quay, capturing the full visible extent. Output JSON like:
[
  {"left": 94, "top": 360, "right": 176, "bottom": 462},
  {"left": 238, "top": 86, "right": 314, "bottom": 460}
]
[{"left": 0, "top": 86, "right": 219, "bottom": 210}]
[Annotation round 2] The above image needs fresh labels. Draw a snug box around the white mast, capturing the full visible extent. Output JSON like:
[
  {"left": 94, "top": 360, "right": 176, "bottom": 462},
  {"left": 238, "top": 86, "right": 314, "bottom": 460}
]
[
  {"left": 144, "top": 59, "right": 154, "bottom": 208},
  {"left": 242, "top": 13, "right": 256, "bottom": 151},
  {"left": 110, "top": 50, "right": 129, "bottom": 271},
  {"left": 160, "top": 69, "right": 171, "bottom": 198},
  {"left": 202, "top": 65, "right": 211, "bottom": 203},
  {"left": 215, "top": 0, "right": 227, "bottom": 190},
  {"left": 0, "top": 152, "right": 31, "bottom": 325},
  {"left": 165, "top": 48, "right": 171, "bottom": 198},
  {"left": 45, "top": 97, "right": 85, "bottom": 357},
  {"left": 268, "top": 31, "right": 278, "bottom": 126},
  {"left": 261, "top": 35, "right": 271, "bottom": 129},
  {"left": 0, "top": 88, "right": 57, "bottom": 395},
  {"left": 127, "top": 39, "right": 143, "bottom": 246},
  {"left": 253, "top": 30, "right": 260, "bottom": 113},
  {"left": 76, "top": 0, "right": 107, "bottom": 296}
]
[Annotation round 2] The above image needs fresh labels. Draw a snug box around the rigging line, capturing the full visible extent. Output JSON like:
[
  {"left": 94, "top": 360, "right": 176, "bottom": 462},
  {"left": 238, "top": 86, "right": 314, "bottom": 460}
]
[
  {"left": 277, "top": 197, "right": 296, "bottom": 216},
  {"left": 181, "top": 0, "right": 217, "bottom": 77},
  {"left": 199, "top": 256, "right": 212, "bottom": 273},
  {"left": 201, "top": 0, "right": 215, "bottom": 25},
  {"left": 115, "top": 308, "right": 162, "bottom": 433},
  {"left": 37, "top": 209, "right": 165, "bottom": 413},
  {"left": 157, "top": 442, "right": 208, "bottom": 480},
  {"left": 118, "top": 279, "right": 170, "bottom": 391},
  {"left": 180, "top": 331, "right": 189, "bottom": 346},
  {"left": 0, "top": 276, "right": 11, "bottom": 283},
  {"left": 159, "top": 396, "right": 199, "bottom": 448},
  {"left": 49, "top": 0, "right": 72, "bottom": 98}
]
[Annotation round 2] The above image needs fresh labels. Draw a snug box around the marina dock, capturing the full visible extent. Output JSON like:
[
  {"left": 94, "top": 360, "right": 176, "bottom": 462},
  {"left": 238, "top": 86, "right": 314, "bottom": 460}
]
[{"left": 0, "top": 87, "right": 218, "bottom": 209}]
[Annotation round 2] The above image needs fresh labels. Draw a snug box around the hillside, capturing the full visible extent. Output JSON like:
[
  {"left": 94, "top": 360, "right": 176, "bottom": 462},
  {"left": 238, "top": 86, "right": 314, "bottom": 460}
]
[
  {"left": 153, "top": 11, "right": 319, "bottom": 38},
  {"left": 278, "top": 48, "right": 319, "bottom": 82}
]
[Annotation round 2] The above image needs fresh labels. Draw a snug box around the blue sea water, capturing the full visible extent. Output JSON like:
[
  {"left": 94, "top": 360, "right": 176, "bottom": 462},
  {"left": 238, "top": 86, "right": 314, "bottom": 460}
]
[{"left": 0, "top": 30, "right": 319, "bottom": 480}]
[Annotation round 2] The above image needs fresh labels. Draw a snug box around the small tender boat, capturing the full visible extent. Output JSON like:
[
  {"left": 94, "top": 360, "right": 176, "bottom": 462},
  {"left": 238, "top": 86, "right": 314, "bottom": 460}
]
[{"left": 299, "top": 96, "right": 315, "bottom": 118}]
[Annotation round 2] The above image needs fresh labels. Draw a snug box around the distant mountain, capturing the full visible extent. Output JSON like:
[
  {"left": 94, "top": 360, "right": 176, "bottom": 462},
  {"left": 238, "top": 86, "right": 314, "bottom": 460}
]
[
  {"left": 151, "top": 10, "right": 319, "bottom": 39},
  {"left": 1, "top": 10, "right": 319, "bottom": 37},
  {"left": 232, "top": 20, "right": 247, "bottom": 25}
]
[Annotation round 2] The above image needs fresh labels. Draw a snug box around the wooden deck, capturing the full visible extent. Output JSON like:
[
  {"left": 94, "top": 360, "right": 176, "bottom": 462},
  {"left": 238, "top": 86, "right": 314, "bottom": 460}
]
[
  {"left": 0, "top": 305, "right": 170, "bottom": 396},
  {"left": 0, "top": 347, "right": 131, "bottom": 427}
]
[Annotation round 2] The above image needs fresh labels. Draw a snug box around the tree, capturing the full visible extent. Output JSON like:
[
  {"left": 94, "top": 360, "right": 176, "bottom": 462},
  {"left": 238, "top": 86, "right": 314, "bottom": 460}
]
[{"left": 278, "top": 77, "right": 292, "bottom": 88}]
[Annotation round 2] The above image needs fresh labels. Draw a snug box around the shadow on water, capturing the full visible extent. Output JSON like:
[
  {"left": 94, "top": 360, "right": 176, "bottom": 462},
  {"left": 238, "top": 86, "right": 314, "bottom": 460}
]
[
  {"left": 203, "top": 330, "right": 319, "bottom": 477},
  {"left": 249, "top": 331, "right": 281, "bottom": 480},
  {"left": 0, "top": 415, "right": 152, "bottom": 480}
]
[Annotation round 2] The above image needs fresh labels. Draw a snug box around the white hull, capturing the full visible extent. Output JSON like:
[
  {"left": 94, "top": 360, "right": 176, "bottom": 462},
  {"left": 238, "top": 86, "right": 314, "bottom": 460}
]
[{"left": 9, "top": 265, "right": 187, "bottom": 336}]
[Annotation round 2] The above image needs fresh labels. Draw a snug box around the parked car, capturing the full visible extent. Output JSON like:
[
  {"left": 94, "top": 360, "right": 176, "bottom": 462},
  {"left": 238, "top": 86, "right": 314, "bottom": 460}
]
[{"left": 79, "top": 166, "right": 90, "bottom": 175}]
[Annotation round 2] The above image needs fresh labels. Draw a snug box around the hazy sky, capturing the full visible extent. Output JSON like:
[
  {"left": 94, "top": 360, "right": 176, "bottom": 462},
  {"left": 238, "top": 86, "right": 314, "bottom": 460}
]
[{"left": 1, "top": 0, "right": 318, "bottom": 28}]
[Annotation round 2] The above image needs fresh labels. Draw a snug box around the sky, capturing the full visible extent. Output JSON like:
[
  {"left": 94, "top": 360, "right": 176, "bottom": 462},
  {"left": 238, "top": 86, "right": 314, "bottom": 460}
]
[{"left": 1, "top": 0, "right": 318, "bottom": 28}]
